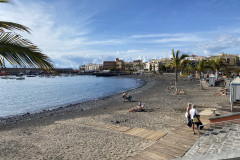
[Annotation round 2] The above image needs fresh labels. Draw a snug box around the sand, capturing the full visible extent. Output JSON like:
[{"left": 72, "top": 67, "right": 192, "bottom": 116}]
[{"left": 0, "top": 74, "right": 229, "bottom": 160}]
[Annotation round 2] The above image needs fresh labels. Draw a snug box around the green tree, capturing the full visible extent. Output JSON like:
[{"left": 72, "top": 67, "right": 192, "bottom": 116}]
[
  {"left": 209, "top": 58, "right": 226, "bottom": 79},
  {"left": 186, "top": 63, "right": 196, "bottom": 75},
  {"left": 149, "top": 63, "right": 152, "bottom": 71},
  {"left": 0, "top": 0, "right": 53, "bottom": 69},
  {"left": 180, "top": 59, "right": 191, "bottom": 75},
  {"left": 171, "top": 49, "right": 188, "bottom": 94},
  {"left": 196, "top": 60, "right": 212, "bottom": 89},
  {"left": 158, "top": 63, "right": 166, "bottom": 73}
]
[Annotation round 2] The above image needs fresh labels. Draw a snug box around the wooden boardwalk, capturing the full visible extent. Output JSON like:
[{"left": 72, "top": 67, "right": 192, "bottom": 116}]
[
  {"left": 123, "top": 127, "right": 167, "bottom": 141},
  {"left": 84, "top": 110, "right": 212, "bottom": 160},
  {"left": 126, "top": 115, "right": 211, "bottom": 160},
  {"left": 85, "top": 122, "right": 167, "bottom": 141}
]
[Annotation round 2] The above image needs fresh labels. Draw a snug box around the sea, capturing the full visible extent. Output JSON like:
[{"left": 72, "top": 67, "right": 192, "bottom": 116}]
[{"left": 0, "top": 75, "right": 144, "bottom": 118}]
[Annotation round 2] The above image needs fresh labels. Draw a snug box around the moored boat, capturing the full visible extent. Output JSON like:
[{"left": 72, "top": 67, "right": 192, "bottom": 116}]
[
  {"left": 16, "top": 77, "right": 25, "bottom": 80},
  {"left": 27, "top": 75, "right": 36, "bottom": 77}
]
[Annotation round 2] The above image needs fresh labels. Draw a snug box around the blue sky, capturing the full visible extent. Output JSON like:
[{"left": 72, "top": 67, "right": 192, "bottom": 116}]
[{"left": 1, "top": 0, "right": 240, "bottom": 68}]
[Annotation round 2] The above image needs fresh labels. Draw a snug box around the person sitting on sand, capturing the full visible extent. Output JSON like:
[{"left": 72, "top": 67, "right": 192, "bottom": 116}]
[
  {"left": 129, "top": 102, "right": 145, "bottom": 112},
  {"left": 166, "top": 86, "right": 175, "bottom": 90},
  {"left": 123, "top": 92, "right": 132, "bottom": 102},
  {"left": 178, "top": 90, "right": 184, "bottom": 95},
  {"left": 122, "top": 92, "right": 127, "bottom": 101}
]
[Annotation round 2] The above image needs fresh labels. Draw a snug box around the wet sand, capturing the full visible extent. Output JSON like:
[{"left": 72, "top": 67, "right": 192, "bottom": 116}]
[{"left": 0, "top": 74, "right": 229, "bottom": 160}]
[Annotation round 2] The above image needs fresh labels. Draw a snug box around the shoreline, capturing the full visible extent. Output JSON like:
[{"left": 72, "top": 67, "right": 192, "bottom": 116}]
[
  {"left": 0, "top": 74, "right": 230, "bottom": 159},
  {"left": 0, "top": 75, "right": 147, "bottom": 125}
]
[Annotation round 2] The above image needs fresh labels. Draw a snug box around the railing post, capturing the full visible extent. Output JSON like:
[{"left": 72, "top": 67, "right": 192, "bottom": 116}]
[{"left": 198, "top": 125, "right": 200, "bottom": 147}]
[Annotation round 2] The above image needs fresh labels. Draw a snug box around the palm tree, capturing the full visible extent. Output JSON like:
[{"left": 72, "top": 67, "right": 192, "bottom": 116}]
[
  {"left": 0, "top": 0, "right": 53, "bottom": 70},
  {"left": 185, "top": 62, "right": 196, "bottom": 75},
  {"left": 196, "top": 60, "right": 212, "bottom": 89},
  {"left": 180, "top": 59, "right": 191, "bottom": 75},
  {"left": 209, "top": 58, "right": 225, "bottom": 80},
  {"left": 171, "top": 49, "right": 188, "bottom": 94}
]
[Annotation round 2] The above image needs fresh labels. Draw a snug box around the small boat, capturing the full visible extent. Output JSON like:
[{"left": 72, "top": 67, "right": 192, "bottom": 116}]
[
  {"left": 27, "top": 75, "right": 36, "bottom": 77},
  {"left": 1, "top": 76, "right": 9, "bottom": 79},
  {"left": 9, "top": 76, "right": 16, "bottom": 79},
  {"left": 16, "top": 77, "right": 25, "bottom": 80}
]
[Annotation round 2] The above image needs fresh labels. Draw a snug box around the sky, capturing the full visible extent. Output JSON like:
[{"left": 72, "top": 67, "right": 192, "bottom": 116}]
[{"left": 1, "top": 0, "right": 240, "bottom": 68}]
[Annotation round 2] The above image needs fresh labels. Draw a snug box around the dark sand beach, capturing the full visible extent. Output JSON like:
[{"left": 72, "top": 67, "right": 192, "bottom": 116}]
[{"left": 0, "top": 74, "right": 229, "bottom": 160}]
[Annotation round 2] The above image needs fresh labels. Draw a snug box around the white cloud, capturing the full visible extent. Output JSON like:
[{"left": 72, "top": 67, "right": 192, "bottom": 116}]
[
  {"left": 1, "top": 1, "right": 240, "bottom": 68},
  {"left": 199, "top": 34, "right": 240, "bottom": 55},
  {"left": 131, "top": 33, "right": 180, "bottom": 38},
  {"left": 0, "top": 0, "right": 92, "bottom": 58}
]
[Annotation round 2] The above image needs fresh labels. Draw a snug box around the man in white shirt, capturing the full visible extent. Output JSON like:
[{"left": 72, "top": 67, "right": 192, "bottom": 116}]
[{"left": 189, "top": 104, "right": 200, "bottom": 134}]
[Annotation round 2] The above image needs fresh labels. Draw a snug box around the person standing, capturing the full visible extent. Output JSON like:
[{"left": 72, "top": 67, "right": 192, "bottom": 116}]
[
  {"left": 189, "top": 104, "right": 200, "bottom": 134},
  {"left": 185, "top": 103, "right": 191, "bottom": 127}
]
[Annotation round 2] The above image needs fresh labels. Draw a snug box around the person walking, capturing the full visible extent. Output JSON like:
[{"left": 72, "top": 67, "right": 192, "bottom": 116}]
[
  {"left": 189, "top": 104, "right": 200, "bottom": 134},
  {"left": 185, "top": 103, "right": 191, "bottom": 127}
]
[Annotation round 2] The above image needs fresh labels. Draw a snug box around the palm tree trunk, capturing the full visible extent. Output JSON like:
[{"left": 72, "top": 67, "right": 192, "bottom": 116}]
[
  {"left": 199, "top": 71, "right": 204, "bottom": 89},
  {"left": 215, "top": 69, "right": 218, "bottom": 80},
  {"left": 175, "top": 68, "right": 178, "bottom": 93}
]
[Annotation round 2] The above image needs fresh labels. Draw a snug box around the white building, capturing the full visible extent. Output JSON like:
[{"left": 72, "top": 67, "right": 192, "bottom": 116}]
[
  {"left": 84, "top": 63, "right": 102, "bottom": 71},
  {"left": 185, "top": 54, "right": 197, "bottom": 61}
]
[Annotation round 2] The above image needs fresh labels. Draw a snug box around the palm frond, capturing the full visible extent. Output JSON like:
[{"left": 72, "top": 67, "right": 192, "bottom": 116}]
[
  {"left": 0, "top": 32, "right": 53, "bottom": 69},
  {"left": 0, "top": 21, "right": 30, "bottom": 33},
  {"left": 172, "top": 49, "right": 176, "bottom": 59},
  {"left": 176, "top": 50, "right": 180, "bottom": 58},
  {"left": 180, "top": 54, "right": 188, "bottom": 60}
]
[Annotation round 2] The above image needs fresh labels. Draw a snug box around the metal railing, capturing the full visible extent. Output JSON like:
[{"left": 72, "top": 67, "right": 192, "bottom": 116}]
[{"left": 197, "top": 118, "right": 240, "bottom": 147}]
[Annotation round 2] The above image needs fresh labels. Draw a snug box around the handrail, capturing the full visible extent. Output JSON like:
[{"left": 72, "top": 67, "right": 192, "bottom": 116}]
[{"left": 197, "top": 118, "right": 240, "bottom": 147}]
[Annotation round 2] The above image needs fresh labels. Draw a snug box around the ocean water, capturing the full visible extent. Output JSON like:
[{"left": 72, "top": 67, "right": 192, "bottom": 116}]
[{"left": 0, "top": 75, "right": 143, "bottom": 118}]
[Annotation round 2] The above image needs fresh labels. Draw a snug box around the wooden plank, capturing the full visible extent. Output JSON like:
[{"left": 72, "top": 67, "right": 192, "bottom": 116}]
[
  {"left": 140, "top": 150, "right": 167, "bottom": 160},
  {"left": 149, "top": 144, "right": 182, "bottom": 158},
  {"left": 124, "top": 128, "right": 145, "bottom": 135},
  {"left": 130, "top": 128, "right": 147, "bottom": 136},
  {"left": 115, "top": 126, "right": 132, "bottom": 132},
  {"left": 160, "top": 138, "right": 194, "bottom": 148},
  {"left": 139, "top": 130, "right": 156, "bottom": 139},
  {"left": 144, "top": 148, "right": 178, "bottom": 159},
  {"left": 162, "top": 136, "right": 195, "bottom": 145},
  {"left": 153, "top": 142, "right": 186, "bottom": 154},
  {"left": 126, "top": 154, "right": 147, "bottom": 160},
  {"left": 147, "top": 132, "right": 167, "bottom": 141},
  {"left": 156, "top": 141, "right": 188, "bottom": 151},
  {"left": 152, "top": 143, "right": 186, "bottom": 156},
  {"left": 167, "top": 133, "right": 198, "bottom": 142},
  {"left": 173, "top": 125, "right": 192, "bottom": 131},
  {"left": 134, "top": 129, "right": 150, "bottom": 137}
]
